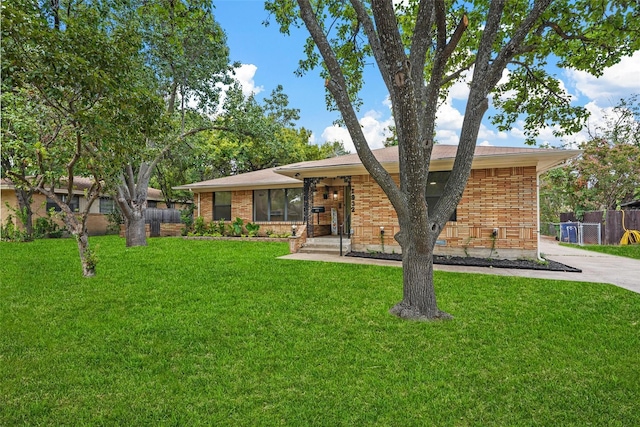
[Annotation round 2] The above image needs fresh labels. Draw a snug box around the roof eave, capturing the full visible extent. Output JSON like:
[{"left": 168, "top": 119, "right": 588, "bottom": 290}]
[
  {"left": 275, "top": 150, "right": 582, "bottom": 179},
  {"left": 173, "top": 181, "right": 303, "bottom": 193}
]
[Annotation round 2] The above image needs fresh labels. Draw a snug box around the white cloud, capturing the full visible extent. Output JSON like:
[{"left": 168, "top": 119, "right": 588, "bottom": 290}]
[
  {"left": 565, "top": 51, "right": 640, "bottom": 103},
  {"left": 448, "top": 75, "right": 471, "bottom": 100},
  {"left": 321, "top": 125, "right": 353, "bottom": 151},
  {"left": 478, "top": 140, "right": 493, "bottom": 147},
  {"left": 435, "top": 100, "right": 465, "bottom": 132},
  {"left": 321, "top": 109, "right": 394, "bottom": 153},
  {"left": 435, "top": 129, "right": 461, "bottom": 145},
  {"left": 233, "top": 64, "right": 264, "bottom": 97}
]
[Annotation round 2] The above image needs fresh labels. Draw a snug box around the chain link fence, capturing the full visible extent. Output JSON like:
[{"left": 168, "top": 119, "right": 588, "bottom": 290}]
[{"left": 540, "top": 222, "right": 601, "bottom": 246}]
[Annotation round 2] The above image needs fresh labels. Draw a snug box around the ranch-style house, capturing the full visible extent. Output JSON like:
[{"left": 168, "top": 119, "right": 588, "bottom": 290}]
[{"left": 175, "top": 145, "right": 580, "bottom": 259}]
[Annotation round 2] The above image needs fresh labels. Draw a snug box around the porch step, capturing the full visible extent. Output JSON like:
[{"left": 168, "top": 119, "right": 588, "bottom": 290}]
[{"left": 299, "top": 237, "right": 351, "bottom": 255}]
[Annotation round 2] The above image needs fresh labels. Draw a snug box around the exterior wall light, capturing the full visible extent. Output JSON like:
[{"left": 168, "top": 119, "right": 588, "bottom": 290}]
[{"left": 333, "top": 191, "right": 338, "bottom": 200}]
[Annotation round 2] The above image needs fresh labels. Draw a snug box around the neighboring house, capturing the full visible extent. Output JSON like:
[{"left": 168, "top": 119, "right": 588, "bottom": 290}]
[
  {"left": 0, "top": 177, "right": 170, "bottom": 236},
  {"left": 175, "top": 145, "right": 580, "bottom": 259}
]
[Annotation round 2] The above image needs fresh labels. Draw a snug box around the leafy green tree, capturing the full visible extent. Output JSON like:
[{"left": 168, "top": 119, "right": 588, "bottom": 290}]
[
  {"left": 265, "top": 0, "right": 640, "bottom": 320},
  {"left": 114, "top": 0, "right": 233, "bottom": 247},
  {"left": 541, "top": 95, "right": 640, "bottom": 220},
  {"left": 153, "top": 84, "right": 348, "bottom": 197},
  {"left": 2, "top": 0, "right": 160, "bottom": 275},
  {"left": 1, "top": 89, "right": 38, "bottom": 239}
]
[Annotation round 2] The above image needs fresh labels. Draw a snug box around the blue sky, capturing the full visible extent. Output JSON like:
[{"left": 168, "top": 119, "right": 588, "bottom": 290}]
[{"left": 214, "top": 0, "right": 640, "bottom": 152}]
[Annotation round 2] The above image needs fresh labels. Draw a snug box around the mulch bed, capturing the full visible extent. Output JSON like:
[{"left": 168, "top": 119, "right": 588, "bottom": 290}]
[{"left": 346, "top": 251, "right": 582, "bottom": 273}]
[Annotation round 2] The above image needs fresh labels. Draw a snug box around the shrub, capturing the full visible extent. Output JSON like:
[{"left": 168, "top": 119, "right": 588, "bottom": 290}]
[
  {"left": 231, "top": 217, "right": 244, "bottom": 236},
  {"left": 246, "top": 222, "right": 260, "bottom": 237}
]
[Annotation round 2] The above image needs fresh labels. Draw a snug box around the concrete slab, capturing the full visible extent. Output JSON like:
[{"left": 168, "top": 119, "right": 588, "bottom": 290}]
[
  {"left": 279, "top": 237, "right": 640, "bottom": 294},
  {"left": 538, "top": 237, "right": 640, "bottom": 294}
]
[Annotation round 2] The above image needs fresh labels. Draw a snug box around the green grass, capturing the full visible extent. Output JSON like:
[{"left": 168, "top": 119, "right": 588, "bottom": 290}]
[
  {"left": 2, "top": 236, "right": 639, "bottom": 426},
  {"left": 562, "top": 243, "right": 640, "bottom": 260}
]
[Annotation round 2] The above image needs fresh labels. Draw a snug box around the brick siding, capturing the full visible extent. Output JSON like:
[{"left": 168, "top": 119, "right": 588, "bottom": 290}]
[{"left": 350, "top": 166, "right": 539, "bottom": 259}]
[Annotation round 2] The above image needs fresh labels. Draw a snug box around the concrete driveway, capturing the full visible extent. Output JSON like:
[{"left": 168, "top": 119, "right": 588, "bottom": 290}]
[
  {"left": 537, "top": 237, "right": 640, "bottom": 294},
  {"left": 280, "top": 237, "right": 640, "bottom": 294}
]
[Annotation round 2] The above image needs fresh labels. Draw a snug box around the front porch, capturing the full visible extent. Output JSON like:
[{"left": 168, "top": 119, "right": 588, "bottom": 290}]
[{"left": 303, "top": 176, "right": 352, "bottom": 239}]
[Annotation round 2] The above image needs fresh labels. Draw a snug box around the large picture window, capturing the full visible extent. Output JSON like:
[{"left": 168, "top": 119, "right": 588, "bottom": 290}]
[
  {"left": 213, "top": 191, "right": 231, "bottom": 221},
  {"left": 426, "top": 171, "right": 457, "bottom": 221},
  {"left": 254, "top": 188, "right": 303, "bottom": 222}
]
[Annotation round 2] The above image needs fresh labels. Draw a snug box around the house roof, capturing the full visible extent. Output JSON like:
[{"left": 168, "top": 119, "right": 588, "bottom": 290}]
[
  {"left": 175, "top": 145, "right": 581, "bottom": 192},
  {"left": 173, "top": 166, "right": 303, "bottom": 192},
  {"left": 275, "top": 145, "right": 581, "bottom": 178},
  {"left": 1, "top": 177, "right": 165, "bottom": 201}
]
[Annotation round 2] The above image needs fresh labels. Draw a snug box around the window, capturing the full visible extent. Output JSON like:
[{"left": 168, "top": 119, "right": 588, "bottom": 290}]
[
  {"left": 99, "top": 197, "right": 116, "bottom": 214},
  {"left": 253, "top": 188, "right": 303, "bottom": 221},
  {"left": 213, "top": 191, "right": 231, "bottom": 221},
  {"left": 46, "top": 195, "right": 79, "bottom": 212},
  {"left": 426, "top": 171, "right": 457, "bottom": 221},
  {"left": 147, "top": 201, "right": 158, "bottom": 208}
]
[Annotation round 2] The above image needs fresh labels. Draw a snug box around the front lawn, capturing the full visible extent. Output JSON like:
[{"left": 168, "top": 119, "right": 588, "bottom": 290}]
[
  {"left": 562, "top": 243, "right": 640, "bottom": 260},
  {"left": 2, "top": 236, "right": 639, "bottom": 425}
]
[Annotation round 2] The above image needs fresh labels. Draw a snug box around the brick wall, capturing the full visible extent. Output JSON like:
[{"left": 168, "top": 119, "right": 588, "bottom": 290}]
[
  {"left": 350, "top": 166, "right": 539, "bottom": 259},
  {"left": 196, "top": 189, "right": 307, "bottom": 237},
  {"left": 232, "top": 190, "right": 253, "bottom": 219},
  {"left": 199, "top": 193, "right": 213, "bottom": 220}
]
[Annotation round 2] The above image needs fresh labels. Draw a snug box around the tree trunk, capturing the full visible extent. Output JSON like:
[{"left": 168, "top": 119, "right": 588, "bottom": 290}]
[
  {"left": 125, "top": 208, "right": 147, "bottom": 247},
  {"left": 15, "top": 187, "right": 33, "bottom": 239},
  {"left": 390, "top": 227, "right": 452, "bottom": 321},
  {"left": 76, "top": 231, "right": 96, "bottom": 277}
]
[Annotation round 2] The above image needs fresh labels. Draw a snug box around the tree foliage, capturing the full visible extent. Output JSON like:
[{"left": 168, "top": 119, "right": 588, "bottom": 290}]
[
  {"left": 541, "top": 95, "right": 640, "bottom": 220},
  {"left": 2, "top": 0, "right": 163, "bottom": 275},
  {"left": 153, "top": 84, "right": 349, "bottom": 203},
  {"left": 264, "top": 0, "right": 640, "bottom": 320}
]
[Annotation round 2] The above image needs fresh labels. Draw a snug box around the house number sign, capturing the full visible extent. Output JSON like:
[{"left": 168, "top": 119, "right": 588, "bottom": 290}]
[{"left": 351, "top": 187, "right": 355, "bottom": 213}]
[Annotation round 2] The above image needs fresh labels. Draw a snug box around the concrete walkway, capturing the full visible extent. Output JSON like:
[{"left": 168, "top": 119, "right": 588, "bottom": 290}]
[{"left": 280, "top": 237, "right": 640, "bottom": 294}]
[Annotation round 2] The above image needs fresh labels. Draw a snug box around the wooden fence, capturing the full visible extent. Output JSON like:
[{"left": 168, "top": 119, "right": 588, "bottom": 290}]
[
  {"left": 560, "top": 209, "right": 640, "bottom": 245},
  {"left": 144, "top": 208, "right": 182, "bottom": 224},
  {"left": 144, "top": 208, "right": 183, "bottom": 237}
]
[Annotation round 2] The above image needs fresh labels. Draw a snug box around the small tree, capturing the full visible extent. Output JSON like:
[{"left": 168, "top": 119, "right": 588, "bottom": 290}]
[
  {"left": 266, "top": 0, "right": 640, "bottom": 320},
  {"left": 541, "top": 95, "right": 640, "bottom": 218},
  {"left": 2, "top": 0, "right": 158, "bottom": 276}
]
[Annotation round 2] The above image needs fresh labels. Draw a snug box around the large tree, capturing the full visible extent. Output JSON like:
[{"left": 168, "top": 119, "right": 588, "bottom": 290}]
[
  {"left": 114, "top": 0, "right": 233, "bottom": 247},
  {"left": 265, "top": 0, "right": 640, "bottom": 320},
  {"left": 200, "top": 85, "right": 349, "bottom": 178}
]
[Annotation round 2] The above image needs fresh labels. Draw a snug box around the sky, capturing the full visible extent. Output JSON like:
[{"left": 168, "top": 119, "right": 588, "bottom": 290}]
[{"left": 213, "top": 0, "right": 640, "bottom": 152}]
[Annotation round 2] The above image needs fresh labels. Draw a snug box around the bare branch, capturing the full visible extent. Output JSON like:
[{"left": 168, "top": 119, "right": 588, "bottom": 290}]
[
  {"left": 349, "top": 0, "right": 395, "bottom": 97},
  {"left": 545, "top": 21, "right": 592, "bottom": 42},
  {"left": 409, "top": 0, "right": 435, "bottom": 94}
]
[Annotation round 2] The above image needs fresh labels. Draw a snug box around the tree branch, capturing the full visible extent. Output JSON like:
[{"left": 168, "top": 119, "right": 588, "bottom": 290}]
[
  {"left": 349, "top": 0, "right": 395, "bottom": 99},
  {"left": 409, "top": 0, "right": 435, "bottom": 123}
]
